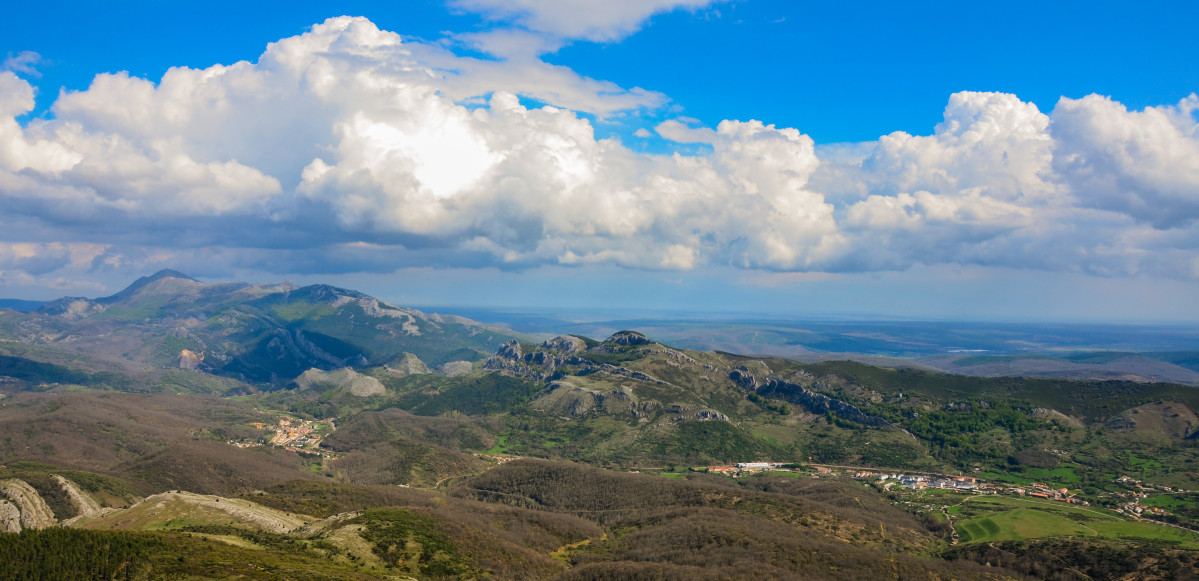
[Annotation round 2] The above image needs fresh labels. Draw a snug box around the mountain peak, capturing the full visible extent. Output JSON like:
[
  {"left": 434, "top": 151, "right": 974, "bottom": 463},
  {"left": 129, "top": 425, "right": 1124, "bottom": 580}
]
[
  {"left": 100, "top": 269, "right": 201, "bottom": 303},
  {"left": 605, "top": 330, "right": 655, "bottom": 347},
  {"left": 140, "top": 269, "right": 200, "bottom": 285}
]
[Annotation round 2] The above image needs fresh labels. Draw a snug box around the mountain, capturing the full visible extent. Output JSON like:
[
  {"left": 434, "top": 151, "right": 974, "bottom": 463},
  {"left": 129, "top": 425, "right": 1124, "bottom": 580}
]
[
  {"left": 2, "top": 273, "right": 1199, "bottom": 578},
  {"left": 0, "top": 269, "right": 523, "bottom": 386}
]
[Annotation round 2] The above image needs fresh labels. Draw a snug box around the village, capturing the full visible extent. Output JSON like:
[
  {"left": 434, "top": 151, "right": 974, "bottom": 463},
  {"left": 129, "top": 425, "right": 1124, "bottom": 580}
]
[
  {"left": 226, "top": 415, "right": 338, "bottom": 460},
  {"left": 703, "top": 461, "right": 1194, "bottom": 523},
  {"left": 1112, "top": 475, "right": 1177, "bottom": 519}
]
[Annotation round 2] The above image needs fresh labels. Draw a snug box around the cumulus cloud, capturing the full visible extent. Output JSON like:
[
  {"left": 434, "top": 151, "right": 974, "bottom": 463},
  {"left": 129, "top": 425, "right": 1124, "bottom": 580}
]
[
  {"left": 1, "top": 16, "right": 1198, "bottom": 291},
  {"left": 1052, "top": 94, "right": 1199, "bottom": 228},
  {"left": 829, "top": 90, "right": 1199, "bottom": 276}
]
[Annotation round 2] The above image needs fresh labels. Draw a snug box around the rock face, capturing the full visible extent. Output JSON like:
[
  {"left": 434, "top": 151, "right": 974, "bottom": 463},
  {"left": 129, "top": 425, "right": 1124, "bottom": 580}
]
[
  {"left": 267, "top": 329, "right": 369, "bottom": 372},
  {"left": 0, "top": 499, "right": 21, "bottom": 532},
  {"left": 293, "top": 368, "right": 385, "bottom": 397},
  {"left": 179, "top": 349, "right": 204, "bottom": 370},
  {"left": 730, "top": 369, "right": 889, "bottom": 427},
  {"left": 55, "top": 475, "right": 103, "bottom": 524},
  {"left": 0, "top": 479, "right": 57, "bottom": 530}
]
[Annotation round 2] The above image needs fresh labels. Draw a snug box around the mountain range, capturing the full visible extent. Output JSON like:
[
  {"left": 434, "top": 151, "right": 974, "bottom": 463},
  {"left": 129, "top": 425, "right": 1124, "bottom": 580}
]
[
  {"left": 1, "top": 271, "right": 1198, "bottom": 580},
  {"left": 1, "top": 269, "right": 521, "bottom": 387}
]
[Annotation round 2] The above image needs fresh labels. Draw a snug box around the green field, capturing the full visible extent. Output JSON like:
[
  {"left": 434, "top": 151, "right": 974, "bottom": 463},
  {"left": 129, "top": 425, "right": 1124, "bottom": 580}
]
[
  {"left": 957, "top": 508, "right": 1093, "bottom": 542},
  {"left": 951, "top": 495, "right": 1199, "bottom": 549}
]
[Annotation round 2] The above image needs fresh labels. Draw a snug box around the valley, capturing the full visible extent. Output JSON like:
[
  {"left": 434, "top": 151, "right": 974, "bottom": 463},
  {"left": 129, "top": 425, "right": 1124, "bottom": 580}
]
[{"left": 1, "top": 271, "right": 1198, "bottom": 579}]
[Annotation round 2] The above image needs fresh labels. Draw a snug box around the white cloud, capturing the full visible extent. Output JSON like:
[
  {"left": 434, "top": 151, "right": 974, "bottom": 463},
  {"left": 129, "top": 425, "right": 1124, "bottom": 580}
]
[
  {"left": 450, "top": 0, "right": 722, "bottom": 43},
  {"left": 860, "top": 91, "right": 1058, "bottom": 205},
  {"left": 1051, "top": 93, "right": 1199, "bottom": 228},
  {"left": 655, "top": 119, "right": 717, "bottom": 143},
  {"left": 1, "top": 17, "right": 1198, "bottom": 291},
  {"left": 832, "top": 91, "right": 1199, "bottom": 276}
]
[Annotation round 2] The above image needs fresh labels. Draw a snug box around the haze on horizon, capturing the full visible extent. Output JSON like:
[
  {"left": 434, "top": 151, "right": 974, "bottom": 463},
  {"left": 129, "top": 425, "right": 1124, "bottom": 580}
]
[{"left": 1, "top": 0, "right": 1198, "bottom": 323}]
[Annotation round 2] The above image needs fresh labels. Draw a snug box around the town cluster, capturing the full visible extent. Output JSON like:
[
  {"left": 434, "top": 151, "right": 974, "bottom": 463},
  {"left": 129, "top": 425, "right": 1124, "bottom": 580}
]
[
  {"left": 226, "top": 416, "right": 337, "bottom": 459},
  {"left": 862, "top": 471, "right": 1087, "bottom": 504},
  {"left": 1112, "top": 475, "right": 1175, "bottom": 518},
  {"left": 706, "top": 462, "right": 1094, "bottom": 506}
]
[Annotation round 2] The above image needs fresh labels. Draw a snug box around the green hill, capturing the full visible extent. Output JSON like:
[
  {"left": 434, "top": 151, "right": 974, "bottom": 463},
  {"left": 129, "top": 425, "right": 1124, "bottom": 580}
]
[{"left": 0, "top": 270, "right": 522, "bottom": 387}]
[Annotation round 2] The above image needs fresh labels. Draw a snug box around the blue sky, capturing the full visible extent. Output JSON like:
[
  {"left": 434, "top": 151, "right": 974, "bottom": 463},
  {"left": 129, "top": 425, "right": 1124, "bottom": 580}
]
[
  {"left": 8, "top": 1, "right": 1196, "bottom": 141},
  {"left": 1, "top": 0, "right": 1198, "bottom": 321}
]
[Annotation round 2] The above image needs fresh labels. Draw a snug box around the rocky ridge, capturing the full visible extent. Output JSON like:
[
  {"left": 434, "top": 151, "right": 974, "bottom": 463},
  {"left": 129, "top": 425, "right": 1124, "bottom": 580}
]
[
  {"left": 730, "top": 367, "right": 889, "bottom": 427},
  {"left": 484, "top": 332, "right": 667, "bottom": 386}
]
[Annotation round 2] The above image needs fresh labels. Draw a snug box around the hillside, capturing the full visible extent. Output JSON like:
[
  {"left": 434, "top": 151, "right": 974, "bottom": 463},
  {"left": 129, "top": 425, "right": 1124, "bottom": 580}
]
[
  {"left": 0, "top": 458, "right": 1016, "bottom": 580},
  {"left": 0, "top": 270, "right": 522, "bottom": 386}
]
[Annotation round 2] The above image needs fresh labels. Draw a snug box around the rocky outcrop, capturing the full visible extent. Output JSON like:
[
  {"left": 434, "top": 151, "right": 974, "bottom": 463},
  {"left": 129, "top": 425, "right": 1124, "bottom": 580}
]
[
  {"left": 495, "top": 340, "right": 522, "bottom": 360},
  {"left": 485, "top": 339, "right": 568, "bottom": 382},
  {"left": 671, "top": 408, "right": 730, "bottom": 422},
  {"left": 541, "top": 335, "right": 587, "bottom": 356},
  {"left": 293, "top": 368, "right": 385, "bottom": 397},
  {"left": 732, "top": 372, "right": 888, "bottom": 427},
  {"left": 179, "top": 348, "right": 204, "bottom": 370},
  {"left": 606, "top": 331, "right": 655, "bottom": 347},
  {"left": 0, "top": 499, "right": 21, "bottom": 532},
  {"left": 486, "top": 335, "right": 671, "bottom": 387},
  {"left": 759, "top": 378, "right": 888, "bottom": 427},
  {"left": 0, "top": 479, "right": 56, "bottom": 530},
  {"left": 384, "top": 353, "right": 429, "bottom": 377},
  {"left": 730, "top": 368, "right": 759, "bottom": 390}
]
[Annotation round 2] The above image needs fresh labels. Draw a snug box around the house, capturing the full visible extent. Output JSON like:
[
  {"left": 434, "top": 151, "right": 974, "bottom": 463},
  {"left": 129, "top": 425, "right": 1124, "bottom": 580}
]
[{"left": 737, "top": 462, "right": 771, "bottom": 470}]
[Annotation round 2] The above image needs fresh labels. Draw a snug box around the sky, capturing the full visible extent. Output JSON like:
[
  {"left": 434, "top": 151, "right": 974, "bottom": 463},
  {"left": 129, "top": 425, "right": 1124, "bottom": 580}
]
[{"left": 1, "top": 0, "right": 1198, "bottom": 322}]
